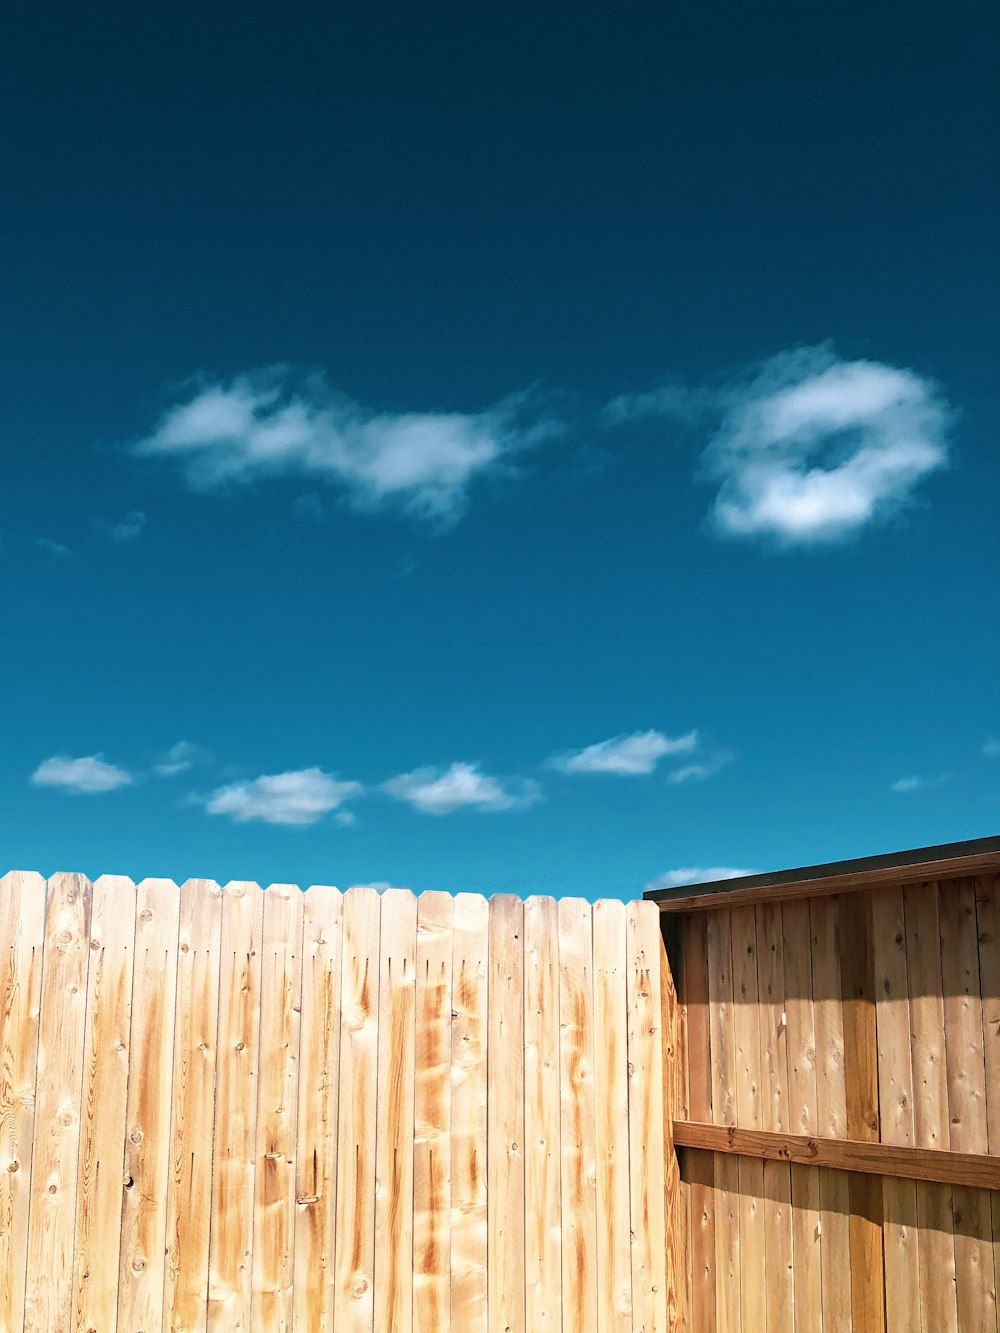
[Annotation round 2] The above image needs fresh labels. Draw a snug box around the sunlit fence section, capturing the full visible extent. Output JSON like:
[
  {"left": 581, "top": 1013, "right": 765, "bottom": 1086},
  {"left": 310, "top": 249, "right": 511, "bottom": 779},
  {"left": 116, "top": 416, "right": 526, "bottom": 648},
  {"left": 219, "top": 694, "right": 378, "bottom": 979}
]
[{"left": 0, "top": 873, "right": 673, "bottom": 1332}]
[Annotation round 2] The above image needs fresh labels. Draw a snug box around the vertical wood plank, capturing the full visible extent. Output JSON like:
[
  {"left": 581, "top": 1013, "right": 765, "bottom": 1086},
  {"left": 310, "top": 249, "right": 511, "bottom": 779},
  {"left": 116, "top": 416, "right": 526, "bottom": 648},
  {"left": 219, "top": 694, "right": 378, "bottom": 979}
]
[
  {"left": 334, "top": 886, "right": 381, "bottom": 1333},
  {"left": 756, "top": 903, "right": 794, "bottom": 1333},
  {"left": 593, "top": 899, "right": 631, "bottom": 1333},
  {"left": 810, "top": 895, "right": 853, "bottom": 1333},
  {"left": 781, "top": 899, "right": 823, "bottom": 1333},
  {"left": 627, "top": 901, "right": 668, "bottom": 1333},
  {"left": 706, "top": 909, "right": 740, "bottom": 1333},
  {"left": 871, "top": 887, "right": 922, "bottom": 1333},
  {"left": 839, "top": 892, "right": 886, "bottom": 1333},
  {"left": 451, "top": 893, "right": 489, "bottom": 1333},
  {"left": 560, "top": 897, "right": 599, "bottom": 1333},
  {"left": 660, "top": 922, "right": 685, "bottom": 1333},
  {"left": 374, "top": 889, "right": 417, "bottom": 1333},
  {"left": 488, "top": 894, "right": 525, "bottom": 1333},
  {"left": 72, "top": 875, "right": 136, "bottom": 1333},
  {"left": 0, "top": 871, "right": 46, "bottom": 1333},
  {"left": 207, "top": 881, "right": 265, "bottom": 1331},
  {"left": 251, "top": 885, "right": 304, "bottom": 1331},
  {"left": 680, "top": 913, "right": 716, "bottom": 1333},
  {"left": 904, "top": 881, "right": 959, "bottom": 1333},
  {"left": 118, "top": 878, "right": 181, "bottom": 1332},
  {"left": 977, "top": 873, "right": 1000, "bottom": 1152},
  {"left": 524, "top": 896, "right": 562, "bottom": 1333},
  {"left": 164, "top": 879, "right": 224, "bottom": 1333},
  {"left": 940, "top": 877, "right": 997, "bottom": 1331},
  {"left": 293, "top": 885, "right": 343, "bottom": 1333},
  {"left": 23, "top": 873, "right": 92, "bottom": 1332},
  {"left": 413, "top": 891, "right": 452, "bottom": 1333},
  {"left": 731, "top": 905, "right": 766, "bottom": 1333},
  {"left": 976, "top": 873, "right": 1000, "bottom": 1333}
]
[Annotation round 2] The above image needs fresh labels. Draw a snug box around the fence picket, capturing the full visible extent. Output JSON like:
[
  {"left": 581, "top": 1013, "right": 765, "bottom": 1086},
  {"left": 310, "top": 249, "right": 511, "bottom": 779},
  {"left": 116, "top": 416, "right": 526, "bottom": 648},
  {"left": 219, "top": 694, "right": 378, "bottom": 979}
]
[
  {"left": 413, "top": 891, "right": 452, "bottom": 1332},
  {"left": 488, "top": 894, "right": 525, "bottom": 1333},
  {"left": 293, "top": 885, "right": 343, "bottom": 1332},
  {"left": 593, "top": 898, "right": 632, "bottom": 1332},
  {"left": 373, "top": 888, "right": 417, "bottom": 1333},
  {"left": 24, "top": 874, "right": 92, "bottom": 1332},
  {"left": 251, "top": 884, "right": 304, "bottom": 1330},
  {"left": 940, "top": 877, "right": 997, "bottom": 1331},
  {"left": 0, "top": 872, "right": 46, "bottom": 1333},
  {"left": 904, "top": 881, "right": 960, "bottom": 1333},
  {"left": 208, "top": 881, "right": 265, "bottom": 1330},
  {"left": 524, "top": 895, "right": 562, "bottom": 1332},
  {"left": 72, "top": 875, "right": 136, "bottom": 1333},
  {"left": 334, "top": 886, "right": 380, "bottom": 1332},
  {"left": 164, "top": 879, "right": 224, "bottom": 1333},
  {"left": 451, "top": 893, "right": 489, "bottom": 1332}
]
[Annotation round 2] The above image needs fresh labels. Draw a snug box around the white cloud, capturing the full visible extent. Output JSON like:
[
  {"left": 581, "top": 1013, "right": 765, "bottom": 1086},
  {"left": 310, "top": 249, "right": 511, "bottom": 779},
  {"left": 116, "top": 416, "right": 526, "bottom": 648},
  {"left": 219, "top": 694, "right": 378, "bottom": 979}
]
[
  {"left": 384, "top": 761, "right": 541, "bottom": 815},
  {"left": 701, "top": 348, "right": 950, "bottom": 543},
  {"left": 551, "top": 729, "right": 697, "bottom": 776},
  {"left": 890, "top": 772, "right": 952, "bottom": 793},
  {"left": 31, "top": 754, "right": 132, "bottom": 794},
  {"left": 107, "top": 510, "right": 147, "bottom": 542},
  {"left": 35, "top": 537, "right": 74, "bottom": 562},
  {"left": 205, "top": 767, "right": 362, "bottom": 825},
  {"left": 135, "top": 370, "right": 559, "bottom": 523},
  {"left": 983, "top": 736, "right": 1000, "bottom": 758},
  {"left": 646, "top": 866, "right": 757, "bottom": 891},
  {"left": 154, "top": 741, "right": 205, "bottom": 776}
]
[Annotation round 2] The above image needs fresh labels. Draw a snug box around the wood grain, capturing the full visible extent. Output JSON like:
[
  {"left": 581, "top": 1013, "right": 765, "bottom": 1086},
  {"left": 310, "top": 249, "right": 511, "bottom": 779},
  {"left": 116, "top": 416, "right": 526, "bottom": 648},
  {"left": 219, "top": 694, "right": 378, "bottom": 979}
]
[
  {"left": 488, "top": 895, "right": 525, "bottom": 1333},
  {"left": 413, "top": 891, "right": 451, "bottom": 1333},
  {"left": 592, "top": 898, "right": 631, "bottom": 1332},
  {"left": 450, "top": 892, "right": 489, "bottom": 1332},
  {"left": 293, "top": 885, "right": 343, "bottom": 1333},
  {"left": 251, "top": 884, "right": 303, "bottom": 1330},
  {"left": 560, "top": 897, "right": 598, "bottom": 1333},
  {"left": 0, "top": 872, "right": 46, "bottom": 1333},
  {"left": 374, "top": 888, "right": 416, "bottom": 1333},
  {"left": 871, "top": 887, "right": 921, "bottom": 1333},
  {"left": 118, "top": 878, "right": 181, "bottom": 1332},
  {"left": 207, "top": 881, "right": 265, "bottom": 1331},
  {"left": 524, "top": 895, "right": 562, "bottom": 1333},
  {"left": 24, "top": 873, "right": 92, "bottom": 1332},
  {"left": 72, "top": 874, "right": 136, "bottom": 1333},
  {"left": 334, "top": 886, "right": 380, "bottom": 1333},
  {"left": 164, "top": 879, "right": 224, "bottom": 1333},
  {"left": 904, "top": 881, "right": 959, "bottom": 1333}
]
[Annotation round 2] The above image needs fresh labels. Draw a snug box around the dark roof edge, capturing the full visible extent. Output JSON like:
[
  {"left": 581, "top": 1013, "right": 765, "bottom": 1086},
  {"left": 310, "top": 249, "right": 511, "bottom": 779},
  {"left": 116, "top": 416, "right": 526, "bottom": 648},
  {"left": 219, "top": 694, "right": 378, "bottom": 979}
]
[{"left": 644, "top": 832, "right": 1000, "bottom": 908}]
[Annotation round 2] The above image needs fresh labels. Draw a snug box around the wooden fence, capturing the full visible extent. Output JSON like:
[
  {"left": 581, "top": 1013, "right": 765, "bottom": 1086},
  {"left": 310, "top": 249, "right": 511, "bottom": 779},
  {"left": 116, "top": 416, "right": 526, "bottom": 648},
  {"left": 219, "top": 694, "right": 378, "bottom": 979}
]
[
  {"left": 0, "top": 873, "right": 673, "bottom": 1332},
  {"left": 653, "top": 839, "right": 1000, "bottom": 1332}
]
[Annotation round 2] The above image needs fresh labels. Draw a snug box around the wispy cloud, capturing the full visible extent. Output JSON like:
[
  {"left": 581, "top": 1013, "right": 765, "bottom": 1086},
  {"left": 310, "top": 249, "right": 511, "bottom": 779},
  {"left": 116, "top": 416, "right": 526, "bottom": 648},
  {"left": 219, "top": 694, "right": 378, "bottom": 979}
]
[
  {"left": 35, "top": 537, "right": 74, "bottom": 562},
  {"left": 984, "top": 736, "right": 1000, "bottom": 758},
  {"left": 646, "top": 866, "right": 757, "bottom": 891},
  {"left": 135, "top": 370, "right": 560, "bottom": 524},
  {"left": 705, "top": 349, "right": 950, "bottom": 543},
  {"left": 31, "top": 754, "right": 132, "bottom": 793},
  {"left": 154, "top": 740, "right": 207, "bottom": 776},
  {"left": 205, "top": 767, "right": 362, "bottom": 825},
  {"left": 384, "top": 761, "right": 541, "bottom": 815},
  {"left": 106, "top": 509, "right": 147, "bottom": 542},
  {"left": 890, "top": 772, "right": 952, "bottom": 793},
  {"left": 550, "top": 729, "right": 698, "bottom": 776},
  {"left": 607, "top": 346, "right": 951, "bottom": 544}
]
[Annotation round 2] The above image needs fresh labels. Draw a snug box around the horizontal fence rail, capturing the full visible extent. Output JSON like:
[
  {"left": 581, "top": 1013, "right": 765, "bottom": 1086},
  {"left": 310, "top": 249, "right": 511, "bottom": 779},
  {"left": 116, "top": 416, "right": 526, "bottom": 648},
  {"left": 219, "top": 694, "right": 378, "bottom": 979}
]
[{"left": 0, "top": 873, "right": 676, "bottom": 1333}]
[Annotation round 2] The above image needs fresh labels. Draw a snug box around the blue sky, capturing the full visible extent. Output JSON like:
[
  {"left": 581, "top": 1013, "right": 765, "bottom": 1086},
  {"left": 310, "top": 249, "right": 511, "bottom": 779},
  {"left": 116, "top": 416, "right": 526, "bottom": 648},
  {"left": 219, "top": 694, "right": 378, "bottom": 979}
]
[{"left": 2, "top": 3, "right": 997, "bottom": 899}]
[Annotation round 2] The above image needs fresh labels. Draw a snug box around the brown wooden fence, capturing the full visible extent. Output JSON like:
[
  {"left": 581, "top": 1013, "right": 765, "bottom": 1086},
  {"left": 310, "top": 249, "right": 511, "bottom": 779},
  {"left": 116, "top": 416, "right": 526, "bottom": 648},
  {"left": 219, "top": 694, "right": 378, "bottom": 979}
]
[
  {"left": 0, "top": 873, "right": 672, "bottom": 1332},
  {"left": 652, "top": 837, "right": 1000, "bottom": 1333}
]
